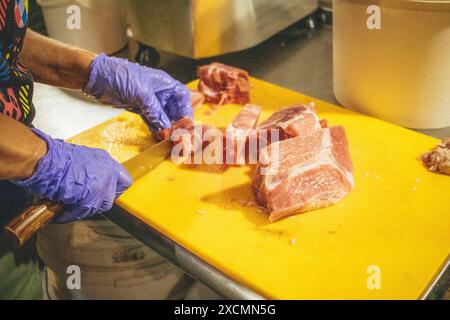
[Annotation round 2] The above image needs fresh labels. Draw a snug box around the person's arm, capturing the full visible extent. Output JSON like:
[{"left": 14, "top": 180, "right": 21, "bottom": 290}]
[
  {"left": 1, "top": 113, "right": 132, "bottom": 223},
  {"left": 21, "top": 30, "right": 193, "bottom": 134},
  {"left": 20, "top": 30, "right": 96, "bottom": 90},
  {"left": 0, "top": 114, "right": 47, "bottom": 180}
]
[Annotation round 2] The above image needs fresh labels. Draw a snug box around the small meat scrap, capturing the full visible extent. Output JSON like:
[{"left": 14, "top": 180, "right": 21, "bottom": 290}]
[
  {"left": 420, "top": 138, "right": 450, "bottom": 175},
  {"left": 257, "top": 104, "right": 323, "bottom": 142},
  {"left": 190, "top": 90, "right": 205, "bottom": 110},
  {"left": 231, "top": 104, "right": 262, "bottom": 130},
  {"left": 253, "top": 126, "right": 354, "bottom": 222},
  {"left": 198, "top": 62, "right": 251, "bottom": 105}
]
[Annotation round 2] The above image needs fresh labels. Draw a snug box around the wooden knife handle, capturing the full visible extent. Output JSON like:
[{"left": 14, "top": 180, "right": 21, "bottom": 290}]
[{"left": 4, "top": 199, "right": 64, "bottom": 247}]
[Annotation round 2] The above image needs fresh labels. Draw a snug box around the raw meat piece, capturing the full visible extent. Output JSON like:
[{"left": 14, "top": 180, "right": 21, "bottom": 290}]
[
  {"left": 230, "top": 104, "right": 262, "bottom": 131},
  {"left": 154, "top": 117, "right": 210, "bottom": 158},
  {"left": 258, "top": 104, "right": 322, "bottom": 141},
  {"left": 190, "top": 90, "right": 205, "bottom": 110},
  {"left": 420, "top": 138, "right": 450, "bottom": 175},
  {"left": 155, "top": 117, "right": 195, "bottom": 142},
  {"left": 198, "top": 62, "right": 251, "bottom": 105},
  {"left": 320, "top": 119, "right": 329, "bottom": 128},
  {"left": 253, "top": 126, "right": 354, "bottom": 222},
  {"left": 223, "top": 104, "right": 262, "bottom": 164},
  {"left": 171, "top": 124, "right": 211, "bottom": 158}
]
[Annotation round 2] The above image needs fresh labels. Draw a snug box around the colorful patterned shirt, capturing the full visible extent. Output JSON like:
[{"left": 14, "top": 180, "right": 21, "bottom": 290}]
[
  {"left": 0, "top": 0, "right": 42, "bottom": 300},
  {"left": 0, "top": 0, "right": 34, "bottom": 125}
]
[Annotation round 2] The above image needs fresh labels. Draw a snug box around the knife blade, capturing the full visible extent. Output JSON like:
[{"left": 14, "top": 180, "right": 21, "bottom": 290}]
[
  {"left": 122, "top": 138, "right": 172, "bottom": 181},
  {"left": 4, "top": 138, "right": 172, "bottom": 246}
]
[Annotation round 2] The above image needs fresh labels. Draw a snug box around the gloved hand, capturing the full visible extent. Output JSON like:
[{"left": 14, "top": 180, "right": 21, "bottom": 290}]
[
  {"left": 83, "top": 54, "right": 193, "bottom": 132},
  {"left": 11, "top": 129, "right": 132, "bottom": 224}
]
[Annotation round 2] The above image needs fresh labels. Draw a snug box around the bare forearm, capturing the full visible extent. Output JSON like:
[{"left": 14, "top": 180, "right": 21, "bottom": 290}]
[
  {"left": 0, "top": 114, "right": 47, "bottom": 180},
  {"left": 21, "top": 30, "right": 96, "bottom": 90}
]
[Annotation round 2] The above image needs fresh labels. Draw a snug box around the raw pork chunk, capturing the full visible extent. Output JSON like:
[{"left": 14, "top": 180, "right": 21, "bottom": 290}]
[
  {"left": 198, "top": 63, "right": 251, "bottom": 105},
  {"left": 223, "top": 104, "right": 262, "bottom": 164},
  {"left": 155, "top": 117, "right": 195, "bottom": 142},
  {"left": 420, "top": 138, "right": 450, "bottom": 175},
  {"left": 155, "top": 117, "right": 210, "bottom": 157},
  {"left": 253, "top": 126, "right": 354, "bottom": 222},
  {"left": 257, "top": 104, "right": 323, "bottom": 141}
]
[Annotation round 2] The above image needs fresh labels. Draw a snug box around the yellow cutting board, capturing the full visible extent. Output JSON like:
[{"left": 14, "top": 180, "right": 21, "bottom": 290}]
[{"left": 69, "top": 78, "right": 450, "bottom": 299}]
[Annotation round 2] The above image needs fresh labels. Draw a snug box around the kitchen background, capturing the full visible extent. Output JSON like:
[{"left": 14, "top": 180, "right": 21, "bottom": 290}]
[{"left": 25, "top": 0, "right": 449, "bottom": 300}]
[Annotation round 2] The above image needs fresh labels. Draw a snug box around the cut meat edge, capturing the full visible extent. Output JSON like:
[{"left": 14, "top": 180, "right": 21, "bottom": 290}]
[
  {"left": 267, "top": 162, "right": 354, "bottom": 222},
  {"left": 223, "top": 104, "right": 263, "bottom": 165},
  {"left": 252, "top": 126, "right": 354, "bottom": 221}
]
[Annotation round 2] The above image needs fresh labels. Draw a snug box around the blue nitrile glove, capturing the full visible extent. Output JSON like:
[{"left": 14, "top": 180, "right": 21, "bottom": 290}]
[
  {"left": 11, "top": 129, "right": 132, "bottom": 224},
  {"left": 83, "top": 54, "right": 193, "bottom": 132}
]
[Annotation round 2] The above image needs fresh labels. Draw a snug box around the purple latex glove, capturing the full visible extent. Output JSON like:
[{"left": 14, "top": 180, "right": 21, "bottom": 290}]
[
  {"left": 11, "top": 129, "right": 132, "bottom": 224},
  {"left": 83, "top": 54, "right": 193, "bottom": 132}
]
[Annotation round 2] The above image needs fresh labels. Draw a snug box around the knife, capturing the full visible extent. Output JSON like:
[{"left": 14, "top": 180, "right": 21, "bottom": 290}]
[{"left": 4, "top": 138, "right": 172, "bottom": 247}]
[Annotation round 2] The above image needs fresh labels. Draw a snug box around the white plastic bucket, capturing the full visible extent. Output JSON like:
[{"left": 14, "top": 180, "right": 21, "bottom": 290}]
[
  {"left": 37, "top": 0, "right": 128, "bottom": 54},
  {"left": 333, "top": 0, "right": 450, "bottom": 129},
  {"left": 37, "top": 220, "right": 193, "bottom": 300}
]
